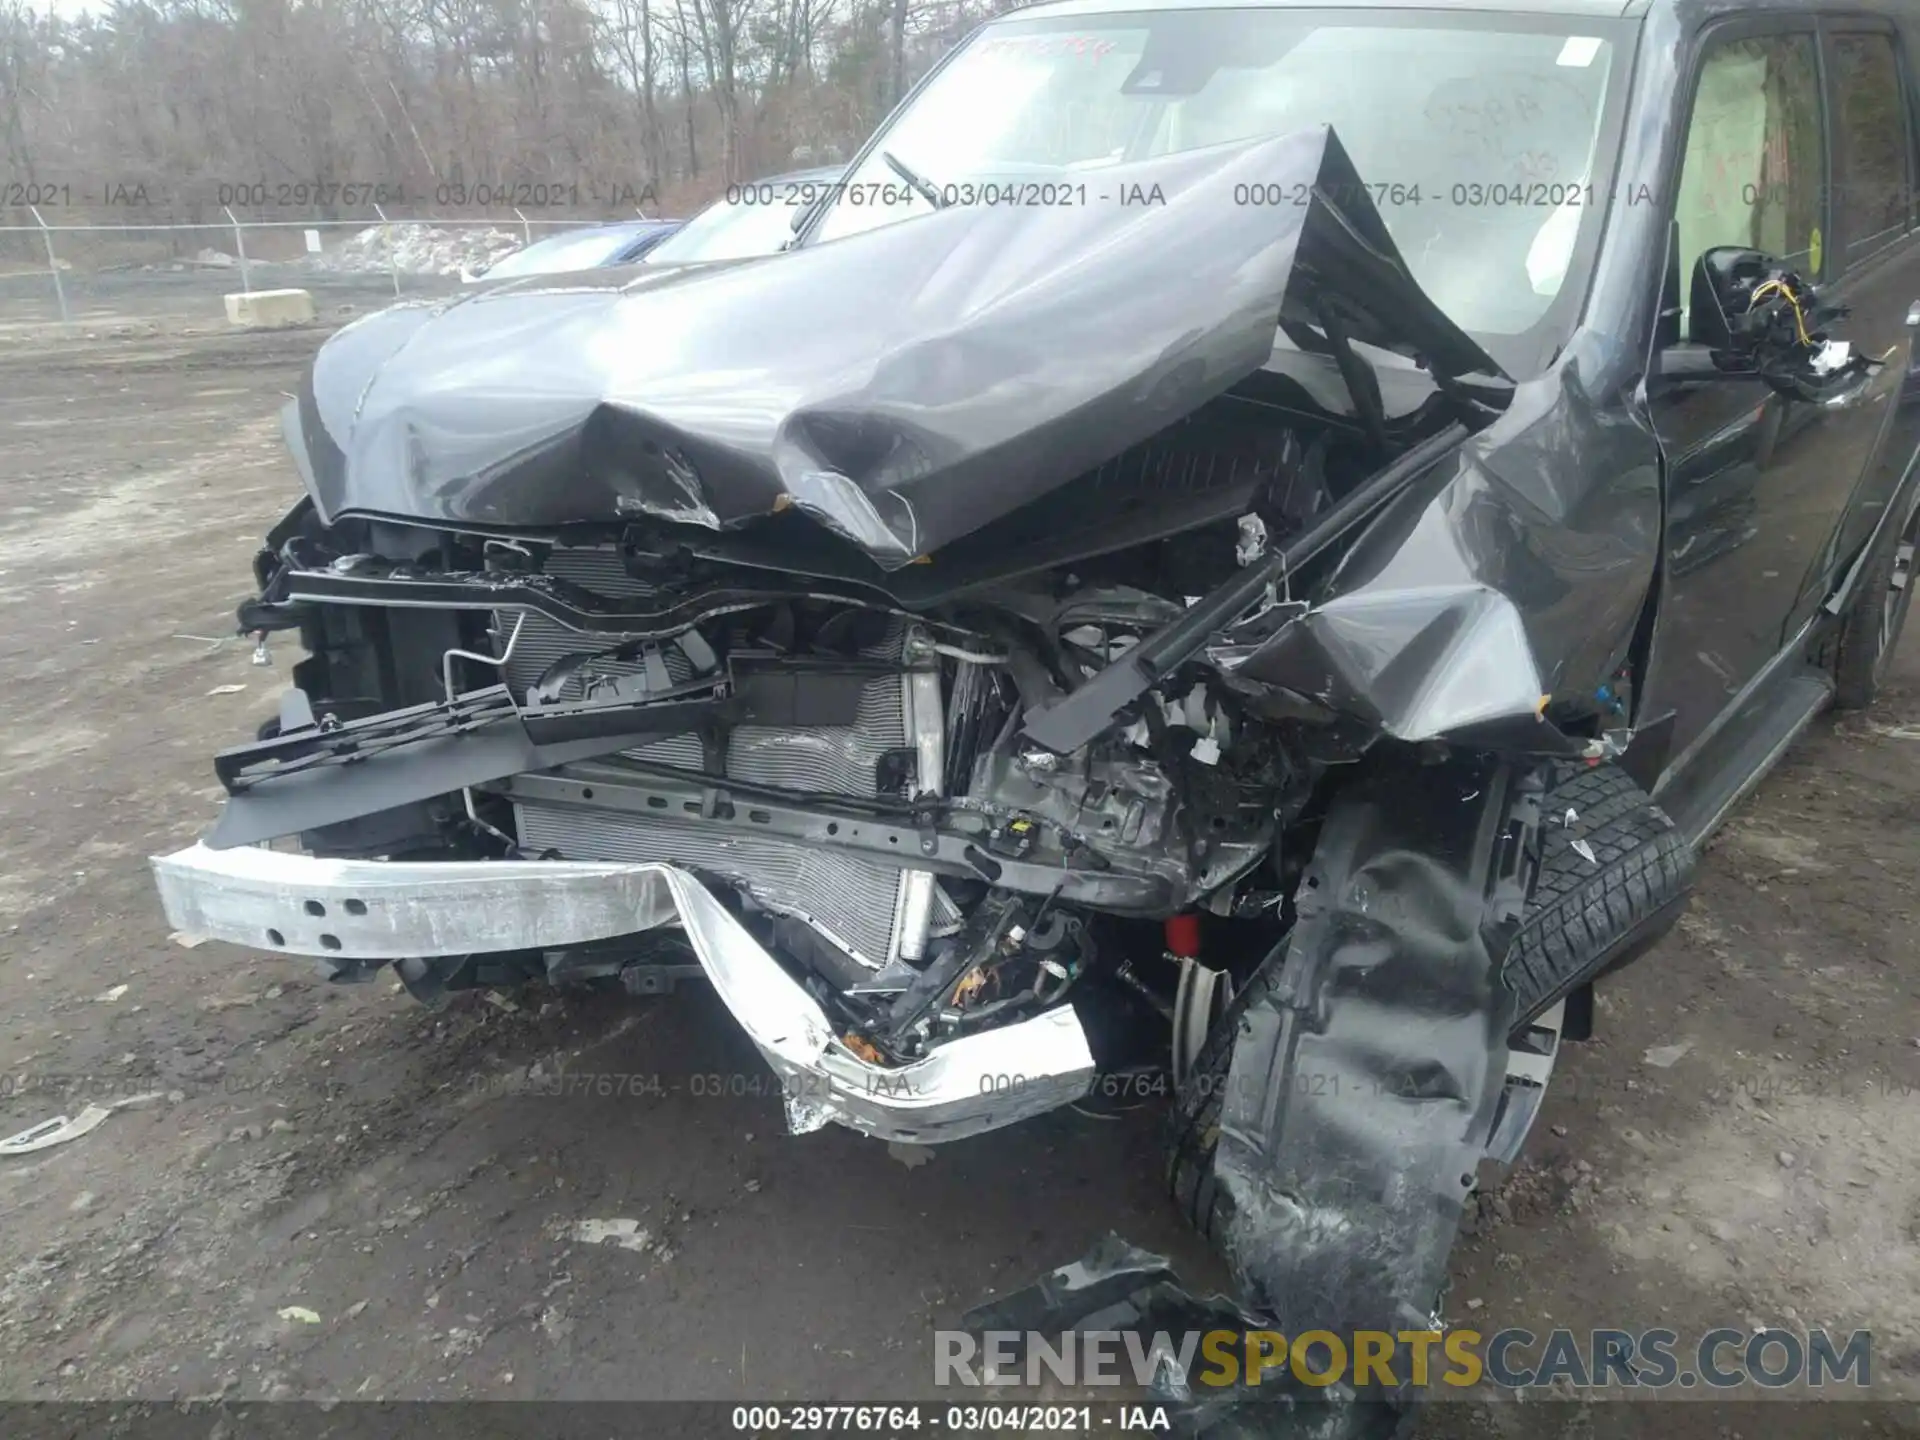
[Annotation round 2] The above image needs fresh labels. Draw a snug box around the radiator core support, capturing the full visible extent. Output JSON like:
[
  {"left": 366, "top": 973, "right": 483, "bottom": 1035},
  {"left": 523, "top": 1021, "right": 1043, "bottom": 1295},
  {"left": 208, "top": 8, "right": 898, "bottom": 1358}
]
[{"left": 495, "top": 547, "right": 947, "bottom": 971}]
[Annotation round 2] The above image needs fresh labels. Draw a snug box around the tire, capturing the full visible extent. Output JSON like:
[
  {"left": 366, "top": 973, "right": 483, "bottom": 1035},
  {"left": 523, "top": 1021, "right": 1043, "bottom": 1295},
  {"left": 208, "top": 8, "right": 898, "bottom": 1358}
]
[
  {"left": 1166, "top": 762, "right": 1690, "bottom": 1240},
  {"left": 1502, "top": 760, "right": 1692, "bottom": 1031},
  {"left": 1814, "top": 493, "right": 1919, "bottom": 710}
]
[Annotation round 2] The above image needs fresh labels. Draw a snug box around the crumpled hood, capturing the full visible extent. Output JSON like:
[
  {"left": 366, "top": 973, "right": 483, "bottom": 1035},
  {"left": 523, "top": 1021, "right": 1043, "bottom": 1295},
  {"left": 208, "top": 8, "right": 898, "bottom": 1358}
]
[{"left": 290, "top": 126, "right": 1501, "bottom": 568}]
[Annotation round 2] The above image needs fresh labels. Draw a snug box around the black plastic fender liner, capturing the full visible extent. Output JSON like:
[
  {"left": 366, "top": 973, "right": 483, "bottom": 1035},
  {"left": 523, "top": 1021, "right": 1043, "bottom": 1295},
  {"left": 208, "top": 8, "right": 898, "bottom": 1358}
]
[
  {"left": 961, "top": 760, "right": 1543, "bottom": 1437},
  {"left": 1211, "top": 754, "right": 1539, "bottom": 1350}
]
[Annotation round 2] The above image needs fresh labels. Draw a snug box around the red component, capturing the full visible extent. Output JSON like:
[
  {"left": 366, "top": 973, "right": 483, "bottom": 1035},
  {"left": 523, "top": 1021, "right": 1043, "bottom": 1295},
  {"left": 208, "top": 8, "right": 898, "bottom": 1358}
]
[{"left": 1164, "top": 912, "right": 1202, "bottom": 959}]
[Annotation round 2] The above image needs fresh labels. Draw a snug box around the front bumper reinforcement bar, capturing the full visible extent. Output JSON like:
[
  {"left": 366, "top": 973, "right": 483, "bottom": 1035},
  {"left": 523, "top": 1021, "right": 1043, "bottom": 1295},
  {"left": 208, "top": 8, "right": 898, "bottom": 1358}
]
[{"left": 150, "top": 843, "right": 1094, "bottom": 1143}]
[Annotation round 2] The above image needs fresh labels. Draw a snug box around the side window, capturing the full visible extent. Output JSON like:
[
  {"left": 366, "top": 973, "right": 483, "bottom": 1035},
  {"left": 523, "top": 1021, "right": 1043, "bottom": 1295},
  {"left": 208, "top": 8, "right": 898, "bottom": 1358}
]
[
  {"left": 1673, "top": 34, "right": 1825, "bottom": 339},
  {"left": 1831, "top": 32, "right": 1913, "bottom": 259}
]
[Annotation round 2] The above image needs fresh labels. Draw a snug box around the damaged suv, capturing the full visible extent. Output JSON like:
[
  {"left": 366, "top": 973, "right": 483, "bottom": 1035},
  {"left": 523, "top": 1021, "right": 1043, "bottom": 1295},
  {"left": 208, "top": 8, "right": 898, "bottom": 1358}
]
[{"left": 155, "top": 0, "right": 1920, "bottom": 1402}]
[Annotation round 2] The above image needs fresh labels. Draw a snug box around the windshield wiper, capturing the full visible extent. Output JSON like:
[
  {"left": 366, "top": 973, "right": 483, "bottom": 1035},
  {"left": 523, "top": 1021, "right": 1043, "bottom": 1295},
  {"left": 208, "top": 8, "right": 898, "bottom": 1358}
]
[{"left": 882, "top": 151, "right": 947, "bottom": 209}]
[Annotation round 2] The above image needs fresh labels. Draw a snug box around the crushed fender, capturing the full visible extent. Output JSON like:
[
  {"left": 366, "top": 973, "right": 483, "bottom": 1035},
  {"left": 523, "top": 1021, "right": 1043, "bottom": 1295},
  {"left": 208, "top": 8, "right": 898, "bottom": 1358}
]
[{"left": 969, "top": 759, "right": 1543, "bottom": 1437}]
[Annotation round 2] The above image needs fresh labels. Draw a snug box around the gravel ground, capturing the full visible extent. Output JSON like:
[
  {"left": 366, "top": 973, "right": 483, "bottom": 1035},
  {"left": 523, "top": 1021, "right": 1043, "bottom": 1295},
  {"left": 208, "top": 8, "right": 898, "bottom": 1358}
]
[{"left": 1, "top": 301, "right": 1916, "bottom": 1437}]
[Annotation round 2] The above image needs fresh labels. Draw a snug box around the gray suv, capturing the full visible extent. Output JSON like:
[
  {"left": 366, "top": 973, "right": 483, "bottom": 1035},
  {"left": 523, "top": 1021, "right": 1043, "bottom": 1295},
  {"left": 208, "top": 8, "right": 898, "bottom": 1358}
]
[{"left": 155, "top": 0, "right": 1920, "bottom": 1422}]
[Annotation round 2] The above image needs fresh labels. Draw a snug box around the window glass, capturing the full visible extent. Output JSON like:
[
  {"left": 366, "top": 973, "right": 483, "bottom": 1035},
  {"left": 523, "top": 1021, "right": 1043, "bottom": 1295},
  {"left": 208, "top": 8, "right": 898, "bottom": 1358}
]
[
  {"left": 484, "top": 228, "right": 642, "bottom": 278},
  {"left": 1832, "top": 33, "right": 1911, "bottom": 254},
  {"left": 647, "top": 189, "right": 812, "bottom": 264},
  {"left": 1674, "top": 34, "right": 1824, "bottom": 336},
  {"left": 807, "top": 12, "right": 1620, "bottom": 351}
]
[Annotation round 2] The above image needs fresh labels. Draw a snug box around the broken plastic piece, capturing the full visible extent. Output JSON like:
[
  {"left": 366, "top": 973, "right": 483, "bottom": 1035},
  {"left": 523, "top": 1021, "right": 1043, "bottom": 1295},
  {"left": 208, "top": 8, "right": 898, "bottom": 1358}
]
[
  {"left": 0, "top": 1104, "right": 112, "bottom": 1156},
  {"left": 842, "top": 1032, "right": 886, "bottom": 1064},
  {"left": 963, "top": 1234, "right": 1412, "bottom": 1427},
  {"left": 568, "top": 1218, "right": 653, "bottom": 1251}
]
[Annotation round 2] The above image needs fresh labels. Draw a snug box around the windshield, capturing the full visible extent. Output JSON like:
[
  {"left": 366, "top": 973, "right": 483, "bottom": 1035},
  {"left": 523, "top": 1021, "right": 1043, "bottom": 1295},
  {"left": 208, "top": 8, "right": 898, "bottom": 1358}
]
[
  {"left": 486, "top": 227, "right": 644, "bottom": 278},
  {"left": 807, "top": 8, "right": 1628, "bottom": 369},
  {"left": 647, "top": 183, "right": 826, "bottom": 264}
]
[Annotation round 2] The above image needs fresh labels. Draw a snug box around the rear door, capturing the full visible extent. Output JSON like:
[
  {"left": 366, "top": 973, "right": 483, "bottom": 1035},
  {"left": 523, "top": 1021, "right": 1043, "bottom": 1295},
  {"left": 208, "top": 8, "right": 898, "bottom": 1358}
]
[{"left": 1787, "top": 19, "right": 1920, "bottom": 633}]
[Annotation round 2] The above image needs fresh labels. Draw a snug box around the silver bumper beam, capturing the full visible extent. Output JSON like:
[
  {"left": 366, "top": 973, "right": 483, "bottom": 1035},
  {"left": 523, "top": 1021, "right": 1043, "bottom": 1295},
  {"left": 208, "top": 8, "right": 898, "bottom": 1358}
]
[{"left": 150, "top": 843, "right": 1094, "bottom": 1143}]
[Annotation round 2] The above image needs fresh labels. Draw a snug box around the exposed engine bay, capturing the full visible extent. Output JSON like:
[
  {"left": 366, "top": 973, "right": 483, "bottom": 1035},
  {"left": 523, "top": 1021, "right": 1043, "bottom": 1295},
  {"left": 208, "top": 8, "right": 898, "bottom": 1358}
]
[
  {"left": 128, "top": 36, "right": 1789, "bottom": 1421},
  {"left": 216, "top": 408, "right": 1439, "bottom": 1072},
  {"left": 145, "top": 117, "right": 1697, "bottom": 1432},
  {"left": 154, "top": 125, "right": 1657, "bottom": 1132}
]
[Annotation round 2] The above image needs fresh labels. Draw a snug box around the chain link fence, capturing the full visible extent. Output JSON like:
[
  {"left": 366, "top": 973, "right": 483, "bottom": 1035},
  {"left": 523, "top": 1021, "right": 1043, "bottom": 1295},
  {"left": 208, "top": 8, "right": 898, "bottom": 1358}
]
[{"left": 0, "top": 212, "right": 647, "bottom": 326}]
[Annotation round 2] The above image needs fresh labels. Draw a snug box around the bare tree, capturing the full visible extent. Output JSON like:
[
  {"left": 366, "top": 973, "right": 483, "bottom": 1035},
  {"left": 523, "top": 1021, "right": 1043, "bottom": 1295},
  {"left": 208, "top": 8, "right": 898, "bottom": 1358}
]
[
  {"left": 601, "top": 0, "right": 664, "bottom": 182},
  {"left": 0, "top": 0, "right": 44, "bottom": 186},
  {"left": 0, "top": 0, "right": 1006, "bottom": 227},
  {"left": 887, "top": 0, "right": 906, "bottom": 106}
]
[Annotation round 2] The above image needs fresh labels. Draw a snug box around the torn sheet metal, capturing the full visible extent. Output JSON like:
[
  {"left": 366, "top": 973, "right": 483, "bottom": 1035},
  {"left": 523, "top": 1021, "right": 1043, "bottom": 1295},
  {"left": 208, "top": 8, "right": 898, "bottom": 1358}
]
[
  {"left": 1231, "top": 344, "right": 1663, "bottom": 741},
  {"left": 1010, "top": 330, "right": 1663, "bottom": 751},
  {"left": 1020, "top": 424, "right": 1471, "bottom": 754},
  {"left": 287, "top": 126, "right": 1499, "bottom": 567}
]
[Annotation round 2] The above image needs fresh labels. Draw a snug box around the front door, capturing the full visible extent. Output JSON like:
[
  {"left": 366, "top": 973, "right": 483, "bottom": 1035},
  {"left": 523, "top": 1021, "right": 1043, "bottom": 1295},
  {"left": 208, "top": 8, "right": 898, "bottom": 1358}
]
[{"left": 1641, "top": 19, "right": 1909, "bottom": 764}]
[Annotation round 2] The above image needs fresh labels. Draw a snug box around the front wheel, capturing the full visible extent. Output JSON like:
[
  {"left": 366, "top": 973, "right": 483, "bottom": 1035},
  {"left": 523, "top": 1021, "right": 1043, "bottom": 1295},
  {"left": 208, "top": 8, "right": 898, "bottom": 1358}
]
[
  {"left": 1501, "top": 761, "right": 1692, "bottom": 1032},
  {"left": 1167, "top": 760, "right": 1692, "bottom": 1231}
]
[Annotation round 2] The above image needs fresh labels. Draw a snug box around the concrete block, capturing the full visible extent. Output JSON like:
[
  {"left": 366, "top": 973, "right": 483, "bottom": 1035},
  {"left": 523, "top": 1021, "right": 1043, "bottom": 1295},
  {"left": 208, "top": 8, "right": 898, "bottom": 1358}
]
[{"left": 224, "top": 289, "right": 315, "bottom": 328}]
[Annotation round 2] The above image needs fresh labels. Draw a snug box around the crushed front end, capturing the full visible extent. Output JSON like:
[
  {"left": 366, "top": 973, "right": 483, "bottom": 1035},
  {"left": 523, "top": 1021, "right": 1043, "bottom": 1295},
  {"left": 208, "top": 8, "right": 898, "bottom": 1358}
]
[
  {"left": 155, "top": 423, "right": 1371, "bottom": 1142},
  {"left": 153, "top": 124, "right": 1656, "bottom": 1165}
]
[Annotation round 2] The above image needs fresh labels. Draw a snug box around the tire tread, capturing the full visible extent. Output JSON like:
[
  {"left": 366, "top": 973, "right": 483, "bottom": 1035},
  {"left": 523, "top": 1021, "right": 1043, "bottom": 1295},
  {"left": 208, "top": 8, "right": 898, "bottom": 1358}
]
[{"left": 1166, "top": 762, "right": 1691, "bottom": 1240}]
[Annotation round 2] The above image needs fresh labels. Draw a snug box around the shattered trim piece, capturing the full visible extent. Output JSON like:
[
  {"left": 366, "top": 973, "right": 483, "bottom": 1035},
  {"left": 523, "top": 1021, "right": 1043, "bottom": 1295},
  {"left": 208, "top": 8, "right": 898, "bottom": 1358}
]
[
  {"left": 961, "top": 1233, "right": 1415, "bottom": 1433},
  {"left": 0, "top": 1105, "right": 112, "bottom": 1156}
]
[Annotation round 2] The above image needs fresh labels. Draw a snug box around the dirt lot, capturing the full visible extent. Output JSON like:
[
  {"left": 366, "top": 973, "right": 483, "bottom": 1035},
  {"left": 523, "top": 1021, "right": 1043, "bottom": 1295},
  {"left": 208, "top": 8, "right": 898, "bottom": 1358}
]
[{"left": 1, "top": 298, "right": 1917, "bottom": 1436}]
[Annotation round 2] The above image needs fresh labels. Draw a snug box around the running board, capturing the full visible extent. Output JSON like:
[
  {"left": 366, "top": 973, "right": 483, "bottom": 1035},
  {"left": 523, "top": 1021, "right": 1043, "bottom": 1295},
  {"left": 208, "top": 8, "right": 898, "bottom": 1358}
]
[{"left": 1654, "top": 666, "right": 1833, "bottom": 849}]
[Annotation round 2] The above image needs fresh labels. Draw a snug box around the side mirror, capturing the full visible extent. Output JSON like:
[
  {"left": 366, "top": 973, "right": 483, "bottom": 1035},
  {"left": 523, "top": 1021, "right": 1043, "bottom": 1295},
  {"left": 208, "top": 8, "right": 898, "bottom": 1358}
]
[
  {"left": 1688, "top": 246, "right": 1772, "bottom": 351},
  {"left": 1656, "top": 246, "right": 1848, "bottom": 390}
]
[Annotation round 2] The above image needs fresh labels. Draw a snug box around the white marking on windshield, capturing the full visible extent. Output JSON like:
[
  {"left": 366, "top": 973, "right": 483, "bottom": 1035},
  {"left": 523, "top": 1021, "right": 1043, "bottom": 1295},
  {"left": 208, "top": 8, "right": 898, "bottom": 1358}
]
[{"left": 1556, "top": 36, "right": 1602, "bottom": 68}]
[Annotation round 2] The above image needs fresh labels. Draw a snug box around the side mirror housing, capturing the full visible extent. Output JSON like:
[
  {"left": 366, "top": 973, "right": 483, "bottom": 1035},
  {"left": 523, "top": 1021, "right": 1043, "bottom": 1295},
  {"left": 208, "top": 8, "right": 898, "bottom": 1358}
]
[
  {"left": 1687, "top": 246, "right": 1771, "bottom": 351},
  {"left": 1655, "top": 341, "right": 1757, "bottom": 383}
]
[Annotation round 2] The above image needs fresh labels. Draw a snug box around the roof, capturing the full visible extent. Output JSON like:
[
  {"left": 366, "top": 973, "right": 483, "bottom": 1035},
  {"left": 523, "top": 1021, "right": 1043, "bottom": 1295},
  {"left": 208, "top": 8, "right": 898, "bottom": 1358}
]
[{"left": 1003, "top": 0, "right": 1644, "bottom": 21}]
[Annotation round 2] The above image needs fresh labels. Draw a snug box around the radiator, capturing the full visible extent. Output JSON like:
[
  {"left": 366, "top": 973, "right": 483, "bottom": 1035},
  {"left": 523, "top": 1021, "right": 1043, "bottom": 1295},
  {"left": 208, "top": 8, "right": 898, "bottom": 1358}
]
[{"left": 497, "top": 547, "right": 947, "bottom": 971}]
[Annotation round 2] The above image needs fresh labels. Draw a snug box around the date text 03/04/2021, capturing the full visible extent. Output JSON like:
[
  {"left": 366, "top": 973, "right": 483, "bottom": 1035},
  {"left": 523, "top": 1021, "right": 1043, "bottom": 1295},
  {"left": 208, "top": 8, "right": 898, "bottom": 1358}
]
[{"left": 730, "top": 1405, "right": 1169, "bottom": 1433}]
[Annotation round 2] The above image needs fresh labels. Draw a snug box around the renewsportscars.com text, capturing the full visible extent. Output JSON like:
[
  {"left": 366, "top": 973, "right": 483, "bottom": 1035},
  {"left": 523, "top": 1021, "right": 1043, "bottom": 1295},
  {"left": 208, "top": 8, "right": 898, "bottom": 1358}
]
[{"left": 936, "top": 1326, "right": 1873, "bottom": 1391}]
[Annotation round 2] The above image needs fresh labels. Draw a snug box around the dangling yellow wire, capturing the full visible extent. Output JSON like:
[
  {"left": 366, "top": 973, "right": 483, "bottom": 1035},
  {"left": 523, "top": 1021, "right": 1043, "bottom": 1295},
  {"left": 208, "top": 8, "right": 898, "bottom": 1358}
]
[{"left": 1747, "top": 277, "right": 1812, "bottom": 346}]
